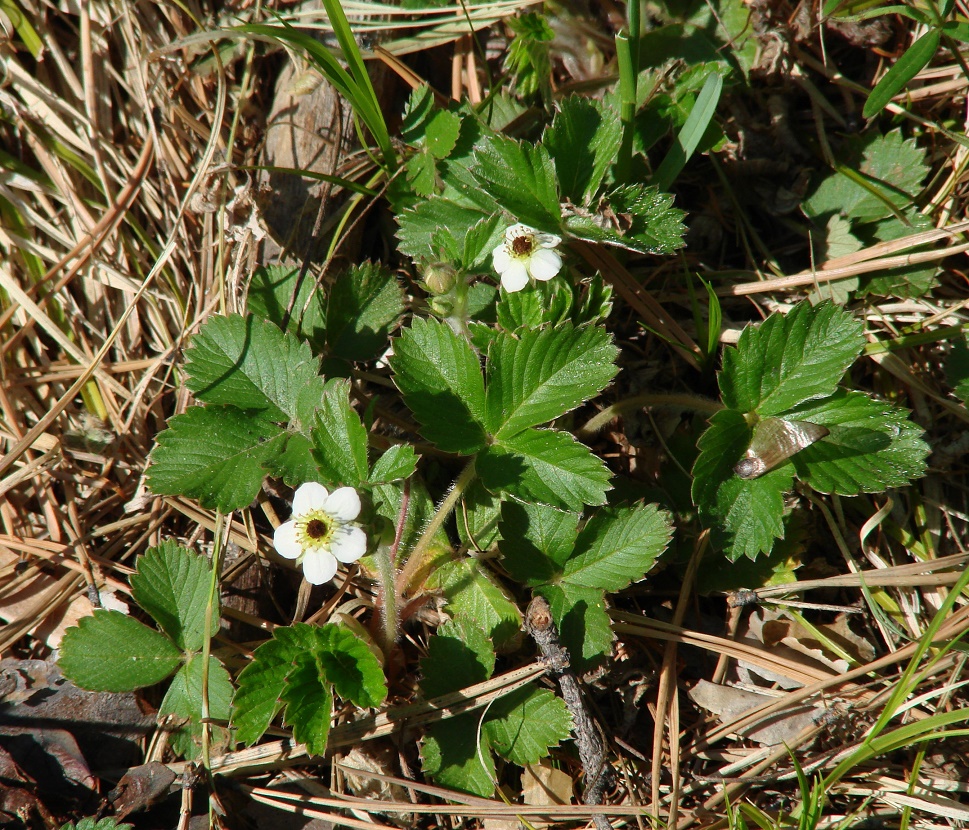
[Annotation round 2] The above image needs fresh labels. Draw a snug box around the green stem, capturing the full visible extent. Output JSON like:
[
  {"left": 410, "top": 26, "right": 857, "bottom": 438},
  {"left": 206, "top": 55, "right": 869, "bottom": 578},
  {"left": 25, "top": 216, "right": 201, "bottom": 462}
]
[
  {"left": 397, "top": 459, "right": 477, "bottom": 595},
  {"left": 614, "top": 31, "right": 636, "bottom": 184},
  {"left": 578, "top": 392, "right": 723, "bottom": 438}
]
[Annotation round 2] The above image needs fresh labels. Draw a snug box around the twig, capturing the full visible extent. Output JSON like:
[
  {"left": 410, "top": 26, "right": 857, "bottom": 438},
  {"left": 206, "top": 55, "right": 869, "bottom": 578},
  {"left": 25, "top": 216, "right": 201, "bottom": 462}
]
[{"left": 524, "top": 596, "right": 613, "bottom": 830}]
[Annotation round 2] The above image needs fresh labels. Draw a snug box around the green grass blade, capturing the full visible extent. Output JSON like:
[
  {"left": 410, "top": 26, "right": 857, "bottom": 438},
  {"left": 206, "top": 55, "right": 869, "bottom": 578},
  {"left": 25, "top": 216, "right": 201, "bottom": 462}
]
[
  {"left": 863, "top": 30, "right": 940, "bottom": 118},
  {"left": 652, "top": 72, "right": 723, "bottom": 193}
]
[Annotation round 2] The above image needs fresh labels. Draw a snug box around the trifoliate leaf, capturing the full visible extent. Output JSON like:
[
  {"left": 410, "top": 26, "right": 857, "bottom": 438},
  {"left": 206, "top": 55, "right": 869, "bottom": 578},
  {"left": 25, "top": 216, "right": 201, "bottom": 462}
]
[
  {"left": 563, "top": 184, "right": 686, "bottom": 255},
  {"left": 457, "top": 479, "right": 502, "bottom": 552},
  {"left": 486, "top": 324, "right": 618, "bottom": 438},
  {"left": 280, "top": 658, "right": 334, "bottom": 756},
  {"left": 478, "top": 428, "right": 611, "bottom": 511},
  {"left": 420, "top": 618, "right": 496, "bottom": 699},
  {"left": 720, "top": 301, "right": 864, "bottom": 415},
  {"left": 369, "top": 444, "right": 418, "bottom": 484},
  {"left": 184, "top": 314, "right": 324, "bottom": 427},
  {"left": 247, "top": 264, "right": 326, "bottom": 351},
  {"left": 484, "top": 685, "right": 571, "bottom": 766},
  {"left": 129, "top": 542, "right": 214, "bottom": 652},
  {"left": 428, "top": 559, "right": 522, "bottom": 647},
  {"left": 311, "top": 379, "right": 369, "bottom": 487},
  {"left": 147, "top": 406, "right": 285, "bottom": 512},
  {"left": 537, "top": 582, "right": 614, "bottom": 671},
  {"left": 59, "top": 610, "right": 182, "bottom": 692},
  {"left": 562, "top": 503, "right": 672, "bottom": 591},
  {"left": 692, "top": 409, "right": 792, "bottom": 561},
  {"left": 422, "top": 714, "right": 497, "bottom": 797},
  {"left": 326, "top": 262, "right": 404, "bottom": 361},
  {"left": 158, "top": 654, "right": 233, "bottom": 759},
  {"left": 389, "top": 317, "right": 488, "bottom": 454},
  {"left": 802, "top": 131, "right": 929, "bottom": 223},
  {"left": 788, "top": 391, "right": 929, "bottom": 494},
  {"left": 545, "top": 96, "right": 622, "bottom": 203},
  {"left": 498, "top": 500, "right": 580, "bottom": 585},
  {"left": 231, "top": 623, "right": 386, "bottom": 749},
  {"left": 397, "top": 197, "right": 498, "bottom": 263},
  {"left": 471, "top": 135, "right": 561, "bottom": 229},
  {"left": 400, "top": 84, "right": 436, "bottom": 145}
]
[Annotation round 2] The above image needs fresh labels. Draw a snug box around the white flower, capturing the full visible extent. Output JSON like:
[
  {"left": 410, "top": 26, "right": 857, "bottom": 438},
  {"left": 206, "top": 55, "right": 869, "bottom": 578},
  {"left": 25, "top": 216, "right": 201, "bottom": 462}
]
[
  {"left": 491, "top": 223, "right": 563, "bottom": 292},
  {"left": 273, "top": 482, "right": 367, "bottom": 585}
]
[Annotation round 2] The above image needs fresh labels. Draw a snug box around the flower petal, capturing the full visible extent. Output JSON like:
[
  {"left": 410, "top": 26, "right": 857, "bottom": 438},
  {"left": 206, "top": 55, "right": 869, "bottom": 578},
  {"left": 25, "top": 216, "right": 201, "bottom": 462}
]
[
  {"left": 324, "top": 487, "right": 361, "bottom": 521},
  {"left": 273, "top": 520, "right": 302, "bottom": 560},
  {"left": 492, "top": 244, "right": 511, "bottom": 273},
  {"left": 535, "top": 231, "right": 562, "bottom": 248},
  {"left": 528, "top": 248, "right": 563, "bottom": 281},
  {"left": 302, "top": 550, "right": 339, "bottom": 585},
  {"left": 500, "top": 261, "right": 530, "bottom": 292},
  {"left": 330, "top": 525, "right": 367, "bottom": 563},
  {"left": 505, "top": 223, "right": 530, "bottom": 240},
  {"left": 292, "top": 481, "right": 329, "bottom": 515}
]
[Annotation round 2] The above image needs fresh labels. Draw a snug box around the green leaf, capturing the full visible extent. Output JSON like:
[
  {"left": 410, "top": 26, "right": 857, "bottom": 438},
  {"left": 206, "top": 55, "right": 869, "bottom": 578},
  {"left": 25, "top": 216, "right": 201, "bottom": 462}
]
[
  {"left": 471, "top": 135, "right": 561, "bottom": 229},
  {"left": 863, "top": 30, "right": 940, "bottom": 118},
  {"left": 563, "top": 184, "right": 686, "bottom": 255},
  {"left": 309, "top": 623, "right": 388, "bottom": 708},
  {"left": 148, "top": 406, "right": 285, "bottom": 512},
  {"left": 157, "top": 654, "right": 233, "bottom": 759},
  {"left": 486, "top": 324, "right": 619, "bottom": 438},
  {"left": 802, "top": 131, "right": 930, "bottom": 223},
  {"left": 231, "top": 631, "right": 296, "bottom": 746},
  {"left": 420, "top": 618, "right": 496, "bottom": 699},
  {"left": 247, "top": 264, "right": 326, "bottom": 350},
  {"left": 504, "top": 11, "right": 554, "bottom": 97},
  {"left": 788, "top": 391, "right": 929, "bottom": 494},
  {"left": 311, "top": 379, "right": 369, "bottom": 487},
  {"left": 720, "top": 301, "right": 864, "bottom": 415},
  {"left": 185, "top": 314, "right": 325, "bottom": 426},
  {"left": 58, "top": 610, "right": 182, "bottom": 692},
  {"left": 478, "top": 428, "right": 611, "bottom": 511},
  {"left": 496, "top": 284, "right": 546, "bottom": 331},
  {"left": 267, "top": 433, "right": 325, "bottom": 487},
  {"left": 545, "top": 96, "right": 622, "bottom": 203},
  {"left": 484, "top": 685, "right": 571, "bottom": 765},
  {"left": 498, "top": 500, "right": 580, "bottom": 585},
  {"left": 562, "top": 503, "right": 672, "bottom": 591},
  {"left": 369, "top": 444, "right": 419, "bottom": 484},
  {"left": 280, "top": 658, "right": 334, "bottom": 756},
  {"left": 537, "top": 582, "right": 614, "bottom": 671},
  {"left": 459, "top": 214, "right": 505, "bottom": 271},
  {"left": 428, "top": 559, "right": 522, "bottom": 647},
  {"left": 397, "top": 197, "right": 498, "bottom": 263},
  {"left": 326, "top": 262, "right": 404, "bottom": 361},
  {"left": 389, "top": 317, "right": 488, "bottom": 454},
  {"left": 129, "top": 542, "right": 214, "bottom": 652},
  {"left": 405, "top": 149, "right": 437, "bottom": 196},
  {"left": 231, "top": 622, "right": 386, "bottom": 748},
  {"left": 457, "top": 479, "right": 502, "bottom": 552},
  {"left": 422, "top": 714, "right": 497, "bottom": 797},
  {"left": 692, "top": 409, "right": 792, "bottom": 561},
  {"left": 858, "top": 211, "right": 939, "bottom": 299}
]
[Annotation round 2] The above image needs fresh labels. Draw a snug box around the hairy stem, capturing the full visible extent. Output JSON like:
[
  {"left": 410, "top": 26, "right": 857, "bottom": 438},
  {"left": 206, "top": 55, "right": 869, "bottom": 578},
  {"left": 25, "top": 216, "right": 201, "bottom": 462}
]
[{"left": 396, "top": 459, "right": 476, "bottom": 596}]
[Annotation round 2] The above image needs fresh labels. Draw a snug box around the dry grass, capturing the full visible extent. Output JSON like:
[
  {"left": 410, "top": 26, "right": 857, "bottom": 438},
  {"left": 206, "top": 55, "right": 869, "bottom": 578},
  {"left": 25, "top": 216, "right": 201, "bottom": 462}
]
[{"left": 3, "top": 0, "right": 969, "bottom": 828}]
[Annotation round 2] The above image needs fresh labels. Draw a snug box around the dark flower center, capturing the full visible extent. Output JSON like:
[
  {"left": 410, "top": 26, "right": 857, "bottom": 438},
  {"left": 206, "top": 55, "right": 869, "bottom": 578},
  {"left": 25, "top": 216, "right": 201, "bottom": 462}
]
[
  {"left": 511, "top": 235, "right": 534, "bottom": 256},
  {"left": 306, "top": 518, "right": 330, "bottom": 539}
]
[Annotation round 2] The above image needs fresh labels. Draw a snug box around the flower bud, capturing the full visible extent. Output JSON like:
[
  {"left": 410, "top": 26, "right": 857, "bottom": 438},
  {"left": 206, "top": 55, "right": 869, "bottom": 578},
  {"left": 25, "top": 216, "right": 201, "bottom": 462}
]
[{"left": 423, "top": 262, "right": 457, "bottom": 295}]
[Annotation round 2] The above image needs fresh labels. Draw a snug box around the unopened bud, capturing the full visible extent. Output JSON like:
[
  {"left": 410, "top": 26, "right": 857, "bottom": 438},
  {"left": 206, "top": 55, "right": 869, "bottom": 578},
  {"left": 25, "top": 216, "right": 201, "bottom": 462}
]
[{"left": 424, "top": 262, "right": 457, "bottom": 295}]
